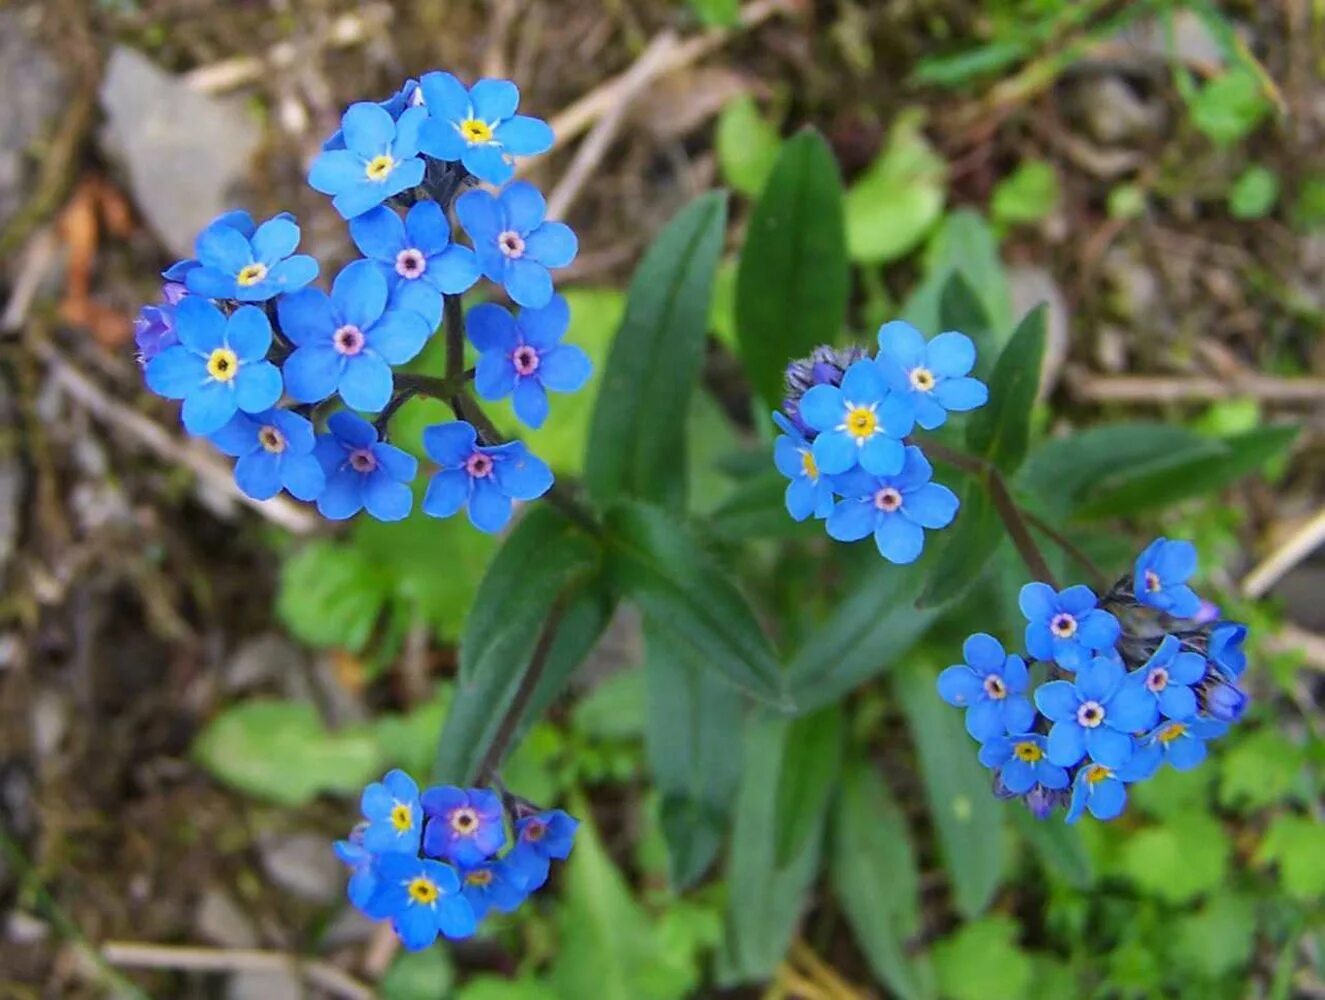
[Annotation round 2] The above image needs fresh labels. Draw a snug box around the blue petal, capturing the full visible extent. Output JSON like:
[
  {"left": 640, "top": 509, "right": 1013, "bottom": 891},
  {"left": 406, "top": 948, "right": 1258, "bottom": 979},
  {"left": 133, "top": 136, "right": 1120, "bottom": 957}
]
[
  {"left": 195, "top": 222, "right": 253, "bottom": 275},
  {"left": 456, "top": 189, "right": 502, "bottom": 242},
  {"left": 436, "top": 896, "right": 478, "bottom": 941},
  {"left": 146, "top": 348, "right": 206, "bottom": 399},
  {"left": 209, "top": 412, "right": 258, "bottom": 456},
  {"left": 1034, "top": 681, "right": 1080, "bottom": 722},
  {"left": 174, "top": 296, "right": 228, "bottom": 353},
  {"left": 372, "top": 442, "right": 418, "bottom": 482},
  {"left": 276, "top": 288, "right": 335, "bottom": 346},
  {"left": 467, "top": 302, "right": 519, "bottom": 353},
  {"left": 1025, "top": 622, "right": 1054, "bottom": 662},
  {"left": 937, "top": 665, "right": 982, "bottom": 707},
  {"left": 965, "top": 699, "right": 1004, "bottom": 742},
  {"left": 184, "top": 266, "right": 240, "bottom": 299},
  {"left": 962, "top": 633, "right": 1005, "bottom": 672},
  {"left": 826, "top": 498, "right": 875, "bottom": 542},
  {"left": 1107, "top": 682, "right": 1159, "bottom": 732},
  {"left": 318, "top": 469, "right": 365, "bottom": 520},
  {"left": 1046, "top": 721, "right": 1086, "bottom": 767},
  {"left": 461, "top": 143, "right": 514, "bottom": 185},
  {"left": 367, "top": 309, "right": 430, "bottom": 365},
  {"left": 512, "top": 378, "right": 550, "bottom": 428},
  {"left": 913, "top": 393, "right": 947, "bottom": 431},
  {"left": 283, "top": 344, "right": 343, "bottom": 403},
  {"left": 232, "top": 362, "right": 282, "bottom": 414},
  {"left": 341, "top": 102, "right": 396, "bottom": 156},
  {"left": 308, "top": 149, "right": 366, "bottom": 195},
  {"left": 389, "top": 277, "right": 443, "bottom": 329},
  {"left": 934, "top": 376, "right": 988, "bottom": 412},
  {"left": 469, "top": 479, "right": 513, "bottom": 533},
  {"left": 338, "top": 353, "right": 394, "bottom": 412},
  {"left": 234, "top": 451, "right": 282, "bottom": 500},
  {"left": 1155, "top": 539, "right": 1197, "bottom": 581},
  {"left": 874, "top": 515, "right": 925, "bottom": 564},
  {"left": 858, "top": 434, "right": 904, "bottom": 476},
  {"left": 1167, "top": 735, "right": 1207, "bottom": 771},
  {"left": 418, "top": 71, "right": 471, "bottom": 123},
  {"left": 418, "top": 117, "right": 467, "bottom": 161},
  {"left": 475, "top": 352, "right": 519, "bottom": 400},
  {"left": 349, "top": 206, "right": 407, "bottom": 260},
  {"left": 773, "top": 436, "right": 804, "bottom": 480},
  {"left": 225, "top": 305, "right": 272, "bottom": 361},
  {"left": 518, "top": 295, "right": 570, "bottom": 349},
  {"left": 250, "top": 217, "right": 299, "bottom": 264},
  {"left": 1085, "top": 726, "right": 1132, "bottom": 768},
  {"left": 495, "top": 115, "right": 554, "bottom": 155},
  {"left": 332, "top": 259, "right": 390, "bottom": 330},
  {"left": 494, "top": 446, "right": 553, "bottom": 500},
  {"left": 813, "top": 430, "right": 859, "bottom": 476},
  {"left": 281, "top": 454, "right": 326, "bottom": 501},
  {"left": 181, "top": 380, "right": 237, "bottom": 435},
  {"left": 1001, "top": 758, "right": 1037, "bottom": 794},
  {"left": 1157, "top": 684, "right": 1197, "bottom": 720},
  {"left": 1077, "top": 657, "right": 1123, "bottom": 701},
  {"left": 1058, "top": 585, "right": 1098, "bottom": 615},
  {"left": 525, "top": 222, "right": 578, "bottom": 268},
  {"left": 424, "top": 244, "right": 479, "bottom": 295},
  {"left": 499, "top": 181, "right": 547, "bottom": 233},
  {"left": 839, "top": 359, "right": 886, "bottom": 402},
  {"left": 1002, "top": 696, "right": 1035, "bottom": 734},
  {"left": 1088, "top": 779, "right": 1126, "bottom": 820},
  {"left": 423, "top": 421, "right": 478, "bottom": 467},
  {"left": 395, "top": 904, "right": 439, "bottom": 952},
  {"left": 403, "top": 199, "right": 452, "bottom": 255},
  {"left": 470, "top": 78, "right": 520, "bottom": 121},
  {"left": 328, "top": 410, "right": 378, "bottom": 448},
  {"left": 423, "top": 468, "right": 471, "bottom": 519},
  {"left": 537, "top": 345, "right": 592, "bottom": 393},
  {"left": 503, "top": 259, "right": 554, "bottom": 309},
  {"left": 904, "top": 482, "right": 958, "bottom": 529},
  {"left": 363, "top": 474, "right": 413, "bottom": 522},
  {"left": 797, "top": 384, "right": 844, "bottom": 432},
  {"left": 784, "top": 478, "right": 816, "bottom": 521},
  {"left": 927, "top": 331, "right": 976, "bottom": 377},
  {"left": 391, "top": 107, "right": 427, "bottom": 159},
  {"left": 1019, "top": 582, "right": 1058, "bottom": 621},
  {"left": 876, "top": 320, "right": 926, "bottom": 367},
  {"left": 1076, "top": 609, "right": 1121, "bottom": 650}
]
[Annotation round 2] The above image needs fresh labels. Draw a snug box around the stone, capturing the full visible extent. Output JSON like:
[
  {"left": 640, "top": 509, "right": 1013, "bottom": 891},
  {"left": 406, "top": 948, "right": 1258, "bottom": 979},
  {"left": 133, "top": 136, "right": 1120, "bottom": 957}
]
[
  {"left": 259, "top": 833, "right": 343, "bottom": 905},
  {"left": 0, "top": 7, "right": 67, "bottom": 232},
  {"left": 195, "top": 888, "right": 260, "bottom": 949}
]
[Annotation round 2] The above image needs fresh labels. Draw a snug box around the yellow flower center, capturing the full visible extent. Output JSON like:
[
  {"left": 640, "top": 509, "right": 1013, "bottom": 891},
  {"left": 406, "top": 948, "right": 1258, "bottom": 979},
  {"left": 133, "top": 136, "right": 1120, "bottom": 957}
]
[
  {"left": 450, "top": 807, "right": 479, "bottom": 835},
  {"left": 390, "top": 803, "right": 413, "bottom": 832},
  {"left": 206, "top": 348, "right": 239, "bottom": 382},
  {"left": 236, "top": 262, "right": 268, "bottom": 287},
  {"left": 1157, "top": 722, "right": 1187, "bottom": 744},
  {"left": 465, "top": 869, "right": 494, "bottom": 887},
  {"left": 844, "top": 405, "right": 877, "bottom": 439},
  {"left": 1013, "top": 741, "right": 1043, "bottom": 763},
  {"left": 459, "top": 118, "right": 494, "bottom": 144},
  {"left": 365, "top": 154, "right": 395, "bottom": 181},
  {"left": 406, "top": 876, "right": 438, "bottom": 904},
  {"left": 909, "top": 367, "right": 936, "bottom": 392},
  {"left": 799, "top": 449, "right": 818, "bottom": 480},
  {"left": 1084, "top": 764, "right": 1112, "bottom": 785}
]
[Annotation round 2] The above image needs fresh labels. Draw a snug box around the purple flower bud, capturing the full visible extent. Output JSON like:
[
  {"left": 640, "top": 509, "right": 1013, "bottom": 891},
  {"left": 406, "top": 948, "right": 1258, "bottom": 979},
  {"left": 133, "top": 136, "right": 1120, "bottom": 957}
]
[
  {"left": 1204, "top": 681, "right": 1248, "bottom": 723},
  {"left": 1025, "top": 784, "right": 1068, "bottom": 819},
  {"left": 1192, "top": 599, "right": 1221, "bottom": 626},
  {"left": 133, "top": 282, "right": 188, "bottom": 364}
]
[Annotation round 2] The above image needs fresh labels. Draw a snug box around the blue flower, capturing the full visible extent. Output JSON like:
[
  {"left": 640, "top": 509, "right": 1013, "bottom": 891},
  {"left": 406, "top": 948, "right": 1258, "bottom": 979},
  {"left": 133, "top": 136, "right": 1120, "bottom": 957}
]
[
  {"left": 1022, "top": 784, "right": 1070, "bottom": 820},
  {"left": 416, "top": 72, "right": 554, "bottom": 185},
  {"left": 278, "top": 260, "right": 431, "bottom": 412},
  {"left": 309, "top": 102, "right": 428, "bottom": 220},
  {"left": 359, "top": 769, "right": 423, "bottom": 855},
  {"left": 421, "top": 421, "right": 553, "bottom": 533},
  {"left": 1065, "top": 749, "right": 1161, "bottom": 824},
  {"left": 1133, "top": 537, "right": 1201, "bottom": 618},
  {"left": 874, "top": 321, "right": 988, "bottom": 430},
  {"left": 183, "top": 214, "right": 318, "bottom": 302},
  {"left": 979, "top": 733, "right": 1069, "bottom": 794},
  {"left": 1134, "top": 634, "right": 1206, "bottom": 720},
  {"left": 144, "top": 299, "right": 282, "bottom": 435},
  {"left": 456, "top": 182, "right": 577, "bottom": 309},
  {"left": 312, "top": 412, "right": 418, "bottom": 522},
  {"left": 134, "top": 282, "right": 187, "bottom": 363},
  {"left": 162, "top": 209, "right": 285, "bottom": 282},
  {"left": 1204, "top": 680, "right": 1249, "bottom": 723},
  {"left": 1035, "top": 656, "right": 1159, "bottom": 768},
  {"left": 323, "top": 79, "right": 421, "bottom": 151},
  {"left": 937, "top": 633, "right": 1035, "bottom": 741},
  {"left": 333, "top": 836, "right": 377, "bottom": 910},
  {"left": 506, "top": 809, "right": 578, "bottom": 891},
  {"left": 209, "top": 408, "right": 325, "bottom": 502},
  {"left": 363, "top": 854, "right": 476, "bottom": 949},
  {"left": 1145, "top": 717, "right": 1227, "bottom": 771},
  {"left": 420, "top": 786, "right": 506, "bottom": 868},
  {"left": 1209, "top": 622, "right": 1247, "bottom": 679},
  {"left": 1018, "top": 582, "right": 1121, "bottom": 670},
  {"left": 781, "top": 345, "right": 869, "bottom": 438},
  {"left": 771, "top": 412, "right": 834, "bottom": 521},
  {"left": 468, "top": 296, "right": 592, "bottom": 429},
  {"left": 825, "top": 446, "right": 959, "bottom": 563},
  {"left": 796, "top": 359, "right": 912, "bottom": 476},
  {"left": 349, "top": 200, "right": 480, "bottom": 328},
  {"left": 458, "top": 859, "right": 530, "bottom": 921}
]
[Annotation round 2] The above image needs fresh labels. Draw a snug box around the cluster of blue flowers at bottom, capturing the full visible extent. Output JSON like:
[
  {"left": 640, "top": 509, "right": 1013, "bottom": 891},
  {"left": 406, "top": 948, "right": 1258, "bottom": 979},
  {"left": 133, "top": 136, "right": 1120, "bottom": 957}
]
[
  {"left": 771, "top": 322, "right": 988, "bottom": 563},
  {"left": 335, "top": 770, "right": 577, "bottom": 949},
  {"left": 937, "top": 538, "right": 1251, "bottom": 823}
]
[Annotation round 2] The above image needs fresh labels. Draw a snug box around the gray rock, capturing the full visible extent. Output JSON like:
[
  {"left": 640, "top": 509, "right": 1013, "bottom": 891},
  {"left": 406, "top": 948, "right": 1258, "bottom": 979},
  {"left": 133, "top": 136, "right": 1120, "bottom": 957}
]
[
  {"left": 1007, "top": 265, "right": 1069, "bottom": 398},
  {"left": 225, "top": 633, "right": 306, "bottom": 693},
  {"left": 195, "top": 888, "right": 260, "bottom": 949},
  {"left": 226, "top": 969, "right": 303, "bottom": 1000},
  {"left": 99, "top": 47, "right": 262, "bottom": 259},
  {"left": 259, "top": 833, "right": 343, "bottom": 905},
  {"left": 0, "top": 8, "right": 67, "bottom": 231}
]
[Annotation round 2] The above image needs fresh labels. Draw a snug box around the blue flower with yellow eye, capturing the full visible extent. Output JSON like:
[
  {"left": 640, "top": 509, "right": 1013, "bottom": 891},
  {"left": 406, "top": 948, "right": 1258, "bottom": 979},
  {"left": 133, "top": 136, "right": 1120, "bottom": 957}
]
[
  {"left": 183, "top": 213, "right": 319, "bottom": 303},
  {"left": 420, "top": 786, "right": 506, "bottom": 868},
  {"left": 874, "top": 320, "right": 988, "bottom": 430},
  {"left": 456, "top": 182, "right": 577, "bottom": 309},
  {"left": 360, "top": 769, "right": 423, "bottom": 855},
  {"left": 826, "top": 446, "right": 959, "bottom": 564},
  {"left": 1135, "top": 634, "right": 1206, "bottom": 720},
  {"left": 323, "top": 79, "right": 421, "bottom": 151},
  {"left": 1133, "top": 537, "right": 1201, "bottom": 618},
  {"left": 937, "top": 633, "right": 1034, "bottom": 740},
  {"left": 312, "top": 412, "right": 418, "bottom": 522},
  {"left": 1145, "top": 716, "right": 1227, "bottom": 771},
  {"left": 506, "top": 809, "right": 578, "bottom": 891},
  {"left": 1019, "top": 582, "right": 1120, "bottom": 670},
  {"left": 458, "top": 859, "right": 530, "bottom": 921},
  {"left": 309, "top": 102, "right": 428, "bottom": 220},
  {"left": 1209, "top": 622, "right": 1247, "bottom": 679},
  {"left": 209, "top": 408, "right": 325, "bottom": 502},
  {"left": 772, "top": 412, "right": 834, "bottom": 521},
  {"left": 145, "top": 299, "right": 282, "bottom": 436},
  {"left": 796, "top": 359, "right": 913, "bottom": 477},
  {"left": 163, "top": 210, "right": 294, "bottom": 283},
  {"left": 1065, "top": 748, "right": 1161, "bottom": 823},
  {"left": 417, "top": 72, "right": 554, "bottom": 185},
  {"left": 363, "top": 854, "right": 476, "bottom": 950},
  {"left": 1035, "top": 656, "right": 1158, "bottom": 768},
  {"left": 420, "top": 421, "right": 554, "bottom": 533},
  {"left": 979, "top": 733, "right": 1068, "bottom": 794}
]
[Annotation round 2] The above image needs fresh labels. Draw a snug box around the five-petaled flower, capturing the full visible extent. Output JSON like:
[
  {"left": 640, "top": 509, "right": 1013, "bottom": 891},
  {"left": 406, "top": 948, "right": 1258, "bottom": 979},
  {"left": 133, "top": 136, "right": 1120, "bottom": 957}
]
[
  {"left": 145, "top": 299, "right": 283, "bottom": 435},
  {"left": 183, "top": 213, "right": 318, "bottom": 302},
  {"left": 457, "top": 858, "right": 530, "bottom": 921},
  {"left": 826, "top": 446, "right": 959, "bottom": 564},
  {"left": 209, "top": 408, "right": 325, "bottom": 502},
  {"left": 457, "top": 181, "right": 577, "bottom": 309},
  {"left": 979, "top": 733, "right": 1069, "bottom": 795},
  {"left": 279, "top": 260, "right": 431, "bottom": 412},
  {"left": 1064, "top": 749, "right": 1161, "bottom": 823},
  {"left": 312, "top": 412, "right": 418, "bottom": 522},
  {"left": 468, "top": 296, "right": 592, "bottom": 429},
  {"left": 360, "top": 769, "right": 424, "bottom": 855},
  {"left": 323, "top": 79, "right": 422, "bottom": 151},
  {"left": 1019, "top": 582, "right": 1121, "bottom": 671},
  {"left": 507, "top": 809, "right": 578, "bottom": 891},
  {"left": 309, "top": 102, "right": 428, "bottom": 220},
  {"left": 1144, "top": 716, "right": 1227, "bottom": 772},
  {"left": 363, "top": 854, "right": 476, "bottom": 950},
  {"left": 420, "top": 421, "right": 554, "bottom": 534},
  {"left": 1134, "top": 634, "right": 1206, "bottom": 720},
  {"left": 772, "top": 412, "right": 835, "bottom": 522},
  {"left": 421, "top": 786, "right": 506, "bottom": 867},
  {"left": 796, "top": 359, "right": 912, "bottom": 477},
  {"left": 874, "top": 321, "right": 988, "bottom": 430},
  {"left": 1133, "top": 537, "right": 1201, "bottom": 618},
  {"left": 937, "top": 632, "right": 1035, "bottom": 741},
  {"left": 333, "top": 836, "right": 378, "bottom": 910},
  {"left": 417, "top": 72, "right": 554, "bottom": 185},
  {"left": 1035, "top": 656, "right": 1158, "bottom": 769}
]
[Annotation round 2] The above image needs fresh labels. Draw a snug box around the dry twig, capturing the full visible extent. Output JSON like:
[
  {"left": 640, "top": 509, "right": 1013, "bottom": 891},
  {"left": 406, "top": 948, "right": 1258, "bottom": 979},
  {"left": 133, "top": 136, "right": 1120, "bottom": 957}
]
[
  {"left": 1066, "top": 368, "right": 1325, "bottom": 404},
  {"left": 1242, "top": 507, "right": 1325, "bottom": 599},
  {"left": 102, "top": 941, "right": 374, "bottom": 1000}
]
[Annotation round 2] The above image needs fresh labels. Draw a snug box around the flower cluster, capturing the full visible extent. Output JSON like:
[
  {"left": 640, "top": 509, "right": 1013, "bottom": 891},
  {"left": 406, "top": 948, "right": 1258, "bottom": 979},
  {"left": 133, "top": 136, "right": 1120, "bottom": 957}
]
[
  {"left": 136, "top": 72, "right": 590, "bottom": 533},
  {"left": 772, "top": 322, "right": 988, "bottom": 562},
  {"left": 335, "top": 770, "right": 577, "bottom": 950},
  {"left": 937, "top": 538, "right": 1251, "bottom": 822}
]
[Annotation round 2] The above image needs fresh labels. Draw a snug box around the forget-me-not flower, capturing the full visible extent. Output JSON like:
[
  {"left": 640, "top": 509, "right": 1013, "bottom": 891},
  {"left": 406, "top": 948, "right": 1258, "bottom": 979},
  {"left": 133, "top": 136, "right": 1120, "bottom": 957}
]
[
  {"left": 1209, "top": 622, "right": 1247, "bottom": 679},
  {"left": 417, "top": 72, "right": 554, "bottom": 185},
  {"left": 1135, "top": 634, "right": 1206, "bottom": 720},
  {"left": 1144, "top": 716, "right": 1228, "bottom": 771},
  {"left": 134, "top": 282, "right": 187, "bottom": 363},
  {"left": 312, "top": 412, "right": 418, "bottom": 522},
  {"left": 874, "top": 320, "right": 988, "bottom": 430},
  {"left": 182, "top": 214, "right": 318, "bottom": 302},
  {"left": 421, "top": 421, "right": 554, "bottom": 533},
  {"left": 456, "top": 182, "right": 577, "bottom": 309},
  {"left": 796, "top": 359, "right": 912, "bottom": 476},
  {"left": 363, "top": 854, "right": 476, "bottom": 949},
  {"left": 506, "top": 809, "right": 578, "bottom": 891},
  {"left": 333, "top": 837, "right": 378, "bottom": 910},
  {"left": 1065, "top": 749, "right": 1161, "bottom": 823},
  {"left": 209, "top": 408, "right": 325, "bottom": 502},
  {"left": 937, "top": 632, "right": 1035, "bottom": 740},
  {"left": 458, "top": 859, "right": 530, "bottom": 921},
  {"left": 1035, "top": 655, "right": 1158, "bottom": 768},
  {"left": 323, "top": 79, "right": 421, "bottom": 151},
  {"left": 309, "top": 103, "right": 428, "bottom": 219},
  {"left": 772, "top": 411, "right": 834, "bottom": 521},
  {"left": 420, "top": 786, "right": 506, "bottom": 867},
  {"left": 978, "top": 733, "right": 1068, "bottom": 794},
  {"left": 826, "top": 446, "right": 958, "bottom": 563},
  {"left": 360, "top": 769, "right": 424, "bottom": 855},
  {"left": 1019, "top": 582, "right": 1121, "bottom": 670},
  {"left": 1133, "top": 537, "right": 1201, "bottom": 618}
]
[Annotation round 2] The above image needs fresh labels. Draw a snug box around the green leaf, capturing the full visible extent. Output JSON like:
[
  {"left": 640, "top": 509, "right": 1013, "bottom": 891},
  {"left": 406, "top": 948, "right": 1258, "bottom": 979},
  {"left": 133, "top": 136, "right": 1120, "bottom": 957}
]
[
  {"left": 586, "top": 192, "right": 728, "bottom": 510},
  {"left": 902, "top": 211, "right": 1012, "bottom": 346},
  {"left": 1170, "top": 893, "right": 1257, "bottom": 980},
  {"left": 459, "top": 507, "right": 602, "bottom": 683},
  {"left": 1189, "top": 67, "right": 1271, "bottom": 146},
  {"left": 895, "top": 662, "right": 1005, "bottom": 918},
  {"left": 832, "top": 761, "right": 932, "bottom": 1000},
  {"left": 193, "top": 700, "right": 383, "bottom": 806},
  {"left": 913, "top": 40, "right": 1028, "bottom": 87},
  {"left": 643, "top": 619, "right": 744, "bottom": 889},
  {"left": 932, "top": 918, "right": 1033, "bottom": 1000},
  {"left": 1218, "top": 728, "right": 1305, "bottom": 810},
  {"left": 456, "top": 977, "right": 557, "bottom": 1000},
  {"left": 938, "top": 271, "right": 994, "bottom": 359},
  {"left": 1255, "top": 814, "right": 1325, "bottom": 902},
  {"left": 966, "top": 305, "right": 1047, "bottom": 473},
  {"left": 773, "top": 705, "right": 844, "bottom": 865},
  {"left": 1008, "top": 804, "right": 1093, "bottom": 890},
  {"left": 845, "top": 111, "right": 947, "bottom": 264},
  {"left": 572, "top": 668, "right": 646, "bottom": 741},
  {"left": 372, "top": 686, "right": 453, "bottom": 778},
  {"left": 1229, "top": 164, "right": 1280, "bottom": 219},
  {"left": 381, "top": 948, "right": 455, "bottom": 1000},
  {"left": 715, "top": 96, "right": 781, "bottom": 196},
  {"left": 604, "top": 500, "right": 785, "bottom": 706},
  {"left": 991, "top": 160, "right": 1060, "bottom": 226},
  {"left": 1117, "top": 813, "right": 1228, "bottom": 904},
  {"left": 688, "top": 0, "right": 740, "bottom": 28},
  {"left": 277, "top": 541, "right": 390, "bottom": 653},
  {"left": 735, "top": 128, "right": 848, "bottom": 406},
  {"left": 918, "top": 480, "right": 1002, "bottom": 608},
  {"left": 706, "top": 469, "right": 818, "bottom": 541}
]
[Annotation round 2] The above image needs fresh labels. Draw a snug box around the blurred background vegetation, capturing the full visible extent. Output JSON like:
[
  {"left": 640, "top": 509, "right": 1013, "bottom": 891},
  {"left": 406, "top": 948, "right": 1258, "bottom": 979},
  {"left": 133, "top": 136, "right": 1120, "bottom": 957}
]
[{"left": 0, "top": 0, "right": 1322, "bottom": 997}]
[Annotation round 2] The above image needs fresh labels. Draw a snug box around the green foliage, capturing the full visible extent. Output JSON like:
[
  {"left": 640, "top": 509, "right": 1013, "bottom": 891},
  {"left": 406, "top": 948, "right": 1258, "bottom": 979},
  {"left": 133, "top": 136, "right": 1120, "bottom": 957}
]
[
  {"left": 902, "top": 211, "right": 1012, "bottom": 358},
  {"left": 686, "top": 0, "right": 740, "bottom": 28},
  {"left": 1229, "top": 165, "right": 1280, "bottom": 219},
  {"left": 1218, "top": 728, "right": 1305, "bottom": 810},
  {"left": 1256, "top": 814, "right": 1325, "bottom": 902},
  {"left": 382, "top": 948, "right": 455, "bottom": 1000},
  {"left": 1188, "top": 67, "right": 1272, "bottom": 147},
  {"left": 991, "top": 160, "right": 1060, "bottom": 226},
  {"left": 966, "top": 305, "right": 1047, "bottom": 473},
  {"left": 845, "top": 111, "right": 947, "bottom": 264},
  {"left": 919, "top": 481, "right": 1001, "bottom": 607},
  {"left": 932, "top": 917, "right": 1033, "bottom": 1000},
  {"left": 716, "top": 96, "right": 782, "bottom": 197},
  {"left": 1118, "top": 814, "right": 1229, "bottom": 905}
]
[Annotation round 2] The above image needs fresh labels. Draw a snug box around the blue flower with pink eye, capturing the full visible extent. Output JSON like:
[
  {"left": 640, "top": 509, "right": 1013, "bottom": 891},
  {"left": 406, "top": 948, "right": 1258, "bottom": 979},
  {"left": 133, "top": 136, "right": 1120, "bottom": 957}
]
[
  {"left": 937, "top": 633, "right": 1034, "bottom": 741},
  {"left": 1019, "top": 582, "right": 1121, "bottom": 671},
  {"left": 457, "top": 181, "right": 577, "bottom": 309},
  {"left": 312, "top": 412, "right": 418, "bottom": 522},
  {"left": 826, "top": 446, "right": 958, "bottom": 564},
  {"left": 416, "top": 72, "right": 554, "bottom": 185},
  {"left": 362, "top": 854, "right": 476, "bottom": 950},
  {"left": 506, "top": 809, "right": 579, "bottom": 891},
  {"left": 978, "top": 733, "right": 1068, "bottom": 795},
  {"left": 1035, "top": 655, "right": 1158, "bottom": 769},
  {"left": 1133, "top": 537, "right": 1201, "bottom": 618},
  {"left": 772, "top": 412, "right": 834, "bottom": 521},
  {"left": 420, "top": 786, "right": 506, "bottom": 868},
  {"left": 144, "top": 299, "right": 282, "bottom": 436},
  {"left": 309, "top": 102, "right": 428, "bottom": 220},
  {"left": 874, "top": 320, "right": 988, "bottom": 430},
  {"left": 182, "top": 213, "right": 318, "bottom": 303},
  {"left": 467, "top": 296, "right": 592, "bottom": 429},
  {"left": 796, "top": 359, "right": 913, "bottom": 477},
  {"left": 1065, "top": 749, "right": 1162, "bottom": 824},
  {"left": 208, "top": 408, "right": 325, "bottom": 502},
  {"left": 420, "top": 421, "right": 553, "bottom": 533},
  {"left": 1134, "top": 634, "right": 1206, "bottom": 720}
]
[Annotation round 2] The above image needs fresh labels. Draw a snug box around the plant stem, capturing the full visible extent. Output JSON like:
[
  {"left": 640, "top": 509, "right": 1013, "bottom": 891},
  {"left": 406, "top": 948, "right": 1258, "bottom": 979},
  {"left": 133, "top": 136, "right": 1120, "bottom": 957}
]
[
  {"left": 1020, "top": 508, "right": 1109, "bottom": 591},
  {"left": 444, "top": 293, "right": 465, "bottom": 380}
]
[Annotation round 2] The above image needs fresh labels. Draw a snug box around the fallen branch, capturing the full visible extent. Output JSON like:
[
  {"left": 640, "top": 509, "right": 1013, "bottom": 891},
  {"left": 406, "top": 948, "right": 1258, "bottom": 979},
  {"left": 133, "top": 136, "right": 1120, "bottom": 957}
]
[
  {"left": 1242, "top": 507, "right": 1325, "bottom": 600},
  {"left": 102, "top": 941, "right": 374, "bottom": 1000},
  {"left": 1066, "top": 368, "right": 1325, "bottom": 404}
]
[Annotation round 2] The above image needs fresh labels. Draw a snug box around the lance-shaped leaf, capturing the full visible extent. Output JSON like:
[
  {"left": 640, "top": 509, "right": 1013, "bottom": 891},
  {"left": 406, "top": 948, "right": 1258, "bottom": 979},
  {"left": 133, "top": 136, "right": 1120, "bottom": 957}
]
[{"left": 965, "top": 305, "right": 1047, "bottom": 474}]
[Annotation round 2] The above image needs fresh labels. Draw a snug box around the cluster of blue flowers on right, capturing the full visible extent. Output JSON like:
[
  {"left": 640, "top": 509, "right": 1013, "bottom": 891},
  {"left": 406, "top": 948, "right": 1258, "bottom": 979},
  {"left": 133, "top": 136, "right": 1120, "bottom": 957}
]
[
  {"left": 134, "top": 72, "right": 591, "bottom": 533},
  {"left": 772, "top": 322, "right": 988, "bottom": 563},
  {"left": 335, "top": 770, "right": 577, "bottom": 950},
  {"left": 937, "top": 538, "right": 1250, "bottom": 822}
]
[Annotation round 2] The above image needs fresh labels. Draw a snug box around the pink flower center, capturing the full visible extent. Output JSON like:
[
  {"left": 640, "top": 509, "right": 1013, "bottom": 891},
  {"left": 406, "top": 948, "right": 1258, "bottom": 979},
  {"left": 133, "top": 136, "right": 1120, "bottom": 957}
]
[
  {"left": 258, "top": 426, "right": 286, "bottom": 454},
  {"left": 465, "top": 452, "right": 494, "bottom": 478},
  {"left": 513, "top": 345, "right": 540, "bottom": 376},
  {"left": 1146, "top": 667, "right": 1169, "bottom": 693},
  {"left": 334, "top": 324, "right": 365, "bottom": 356},
  {"left": 873, "top": 487, "right": 902, "bottom": 512},
  {"left": 498, "top": 231, "right": 525, "bottom": 258},
  {"left": 523, "top": 820, "right": 546, "bottom": 842},
  {"left": 982, "top": 674, "right": 1007, "bottom": 700},
  {"left": 348, "top": 448, "right": 377, "bottom": 473},
  {"left": 1050, "top": 613, "right": 1078, "bottom": 638},
  {"left": 1077, "top": 700, "right": 1105, "bottom": 728},
  {"left": 395, "top": 248, "right": 427, "bottom": 279},
  {"left": 1144, "top": 569, "right": 1162, "bottom": 592}
]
